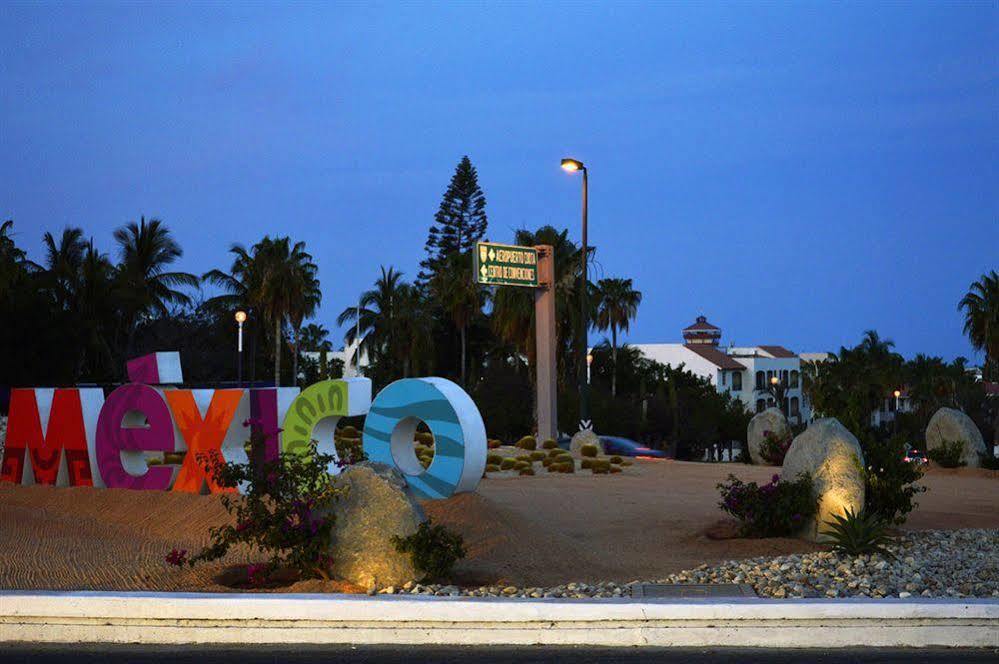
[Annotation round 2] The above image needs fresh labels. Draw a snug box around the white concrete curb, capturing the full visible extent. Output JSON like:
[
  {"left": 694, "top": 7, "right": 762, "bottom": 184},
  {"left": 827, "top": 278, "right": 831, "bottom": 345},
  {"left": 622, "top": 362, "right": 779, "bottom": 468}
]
[{"left": 1, "top": 591, "right": 996, "bottom": 647}]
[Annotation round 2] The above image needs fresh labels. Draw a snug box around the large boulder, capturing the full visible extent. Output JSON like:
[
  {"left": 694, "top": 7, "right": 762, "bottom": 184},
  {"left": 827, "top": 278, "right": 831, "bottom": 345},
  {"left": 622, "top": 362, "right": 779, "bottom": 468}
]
[
  {"left": 325, "top": 462, "right": 425, "bottom": 589},
  {"left": 781, "top": 418, "right": 865, "bottom": 542},
  {"left": 747, "top": 408, "right": 790, "bottom": 465},
  {"left": 925, "top": 407, "right": 986, "bottom": 468},
  {"left": 570, "top": 429, "right": 604, "bottom": 456}
]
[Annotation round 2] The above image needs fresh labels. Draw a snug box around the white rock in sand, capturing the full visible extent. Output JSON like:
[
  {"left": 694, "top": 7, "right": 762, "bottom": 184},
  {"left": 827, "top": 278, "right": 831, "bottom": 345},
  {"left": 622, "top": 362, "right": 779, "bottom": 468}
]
[
  {"left": 747, "top": 408, "right": 790, "bottom": 465},
  {"left": 781, "top": 418, "right": 865, "bottom": 542},
  {"left": 570, "top": 429, "right": 604, "bottom": 456},
  {"left": 925, "top": 407, "right": 987, "bottom": 468}
]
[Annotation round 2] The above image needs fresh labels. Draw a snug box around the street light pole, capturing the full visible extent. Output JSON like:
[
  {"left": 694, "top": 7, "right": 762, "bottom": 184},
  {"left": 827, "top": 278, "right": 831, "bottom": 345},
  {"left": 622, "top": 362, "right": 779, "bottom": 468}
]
[
  {"left": 562, "top": 157, "right": 591, "bottom": 432},
  {"left": 235, "top": 311, "right": 247, "bottom": 388}
]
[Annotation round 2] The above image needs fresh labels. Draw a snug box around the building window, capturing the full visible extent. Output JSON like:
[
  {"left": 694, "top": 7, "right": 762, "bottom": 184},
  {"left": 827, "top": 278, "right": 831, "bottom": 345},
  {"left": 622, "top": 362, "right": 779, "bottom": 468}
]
[
  {"left": 791, "top": 397, "right": 800, "bottom": 417},
  {"left": 732, "top": 371, "right": 742, "bottom": 391},
  {"left": 782, "top": 370, "right": 789, "bottom": 384},
  {"left": 766, "top": 370, "right": 774, "bottom": 384},
  {"left": 756, "top": 399, "right": 765, "bottom": 413},
  {"left": 790, "top": 370, "right": 799, "bottom": 388},
  {"left": 720, "top": 371, "right": 726, "bottom": 386},
  {"left": 755, "top": 371, "right": 764, "bottom": 390}
]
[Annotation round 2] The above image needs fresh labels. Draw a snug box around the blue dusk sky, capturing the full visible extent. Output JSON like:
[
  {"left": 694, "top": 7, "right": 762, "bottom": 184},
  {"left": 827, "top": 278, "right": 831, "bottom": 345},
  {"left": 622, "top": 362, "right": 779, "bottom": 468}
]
[{"left": 1, "top": 1, "right": 996, "bottom": 361}]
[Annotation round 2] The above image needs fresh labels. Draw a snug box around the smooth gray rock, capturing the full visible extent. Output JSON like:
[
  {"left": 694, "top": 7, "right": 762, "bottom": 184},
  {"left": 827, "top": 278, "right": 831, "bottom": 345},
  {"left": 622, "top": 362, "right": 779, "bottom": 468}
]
[
  {"left": 747, "top": 408, "right": 790, "bottom": 465},
  {"left": 781, "top": 418, "right": 865, "bottom": 542},
  {"left": 925, "top": 407, "right": 986, "bottom": 468}
]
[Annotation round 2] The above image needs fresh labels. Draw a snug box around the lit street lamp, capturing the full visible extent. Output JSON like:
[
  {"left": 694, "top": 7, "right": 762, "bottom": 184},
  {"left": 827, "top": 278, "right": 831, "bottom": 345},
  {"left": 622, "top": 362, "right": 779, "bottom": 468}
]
[
  {"left": 235, "top": 310, "right": 247, "bottom": 387},
  {"left": 893, "top": 389, "right": 902, "bottom": 433},
  {"left": 562, "top": 157, "right": 590, "bottom": 431},
  {"left": 586, "top": 351, "right": 594, "bottom": 385}
]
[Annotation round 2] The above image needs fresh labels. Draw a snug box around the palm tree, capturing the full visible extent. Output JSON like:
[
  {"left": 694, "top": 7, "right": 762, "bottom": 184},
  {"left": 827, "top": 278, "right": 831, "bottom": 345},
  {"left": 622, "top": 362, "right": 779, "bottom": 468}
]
[
  {"left": 593, "top": 277, "right": 642, "bottom": 396},
  {"left": 42, "top": 227, "right": 87, "bottom": 310},
  {"left": 960, "top": 270, "right": 999, "bottom": 377},
  {"left": 0, "top": 220, "right": 39, "bottom": 299},
  {"left": 337, "top": 266, "right": 409, "bottom": 378},
  {"left": 113, "top": 217, "right": 198, "bottom": 357},
  {"left": 204, "top": 237, "right": 319, "bottom": 386},
  {"left": 430, "top": 252, "right": 483, "bottom": 386},
  {"left": 960, "top": 270, "right": 999, "bottom": 443}
]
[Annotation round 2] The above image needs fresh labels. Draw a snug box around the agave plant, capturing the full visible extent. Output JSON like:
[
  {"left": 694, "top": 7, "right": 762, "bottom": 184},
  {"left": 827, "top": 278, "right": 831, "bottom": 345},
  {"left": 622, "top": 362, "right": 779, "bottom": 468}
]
[{"left": 821, "top": 507, "right": 897, "bottom": 560}]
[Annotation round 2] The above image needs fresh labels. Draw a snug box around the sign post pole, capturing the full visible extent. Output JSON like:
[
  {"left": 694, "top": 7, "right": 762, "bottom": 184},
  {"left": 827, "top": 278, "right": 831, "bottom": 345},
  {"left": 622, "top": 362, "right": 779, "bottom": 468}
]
[
  {"left": 534, "top": 245, "right": 557, "bottom": 442},
  {"left": 475, "top": 241, "right": 557, "bottom": 441}
]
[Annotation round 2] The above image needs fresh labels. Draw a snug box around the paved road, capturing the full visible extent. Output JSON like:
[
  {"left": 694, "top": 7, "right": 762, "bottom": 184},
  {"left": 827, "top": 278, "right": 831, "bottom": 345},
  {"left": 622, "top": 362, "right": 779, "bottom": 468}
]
[{"left": 1, "top": 645, "right": 997, "bottom": 663}]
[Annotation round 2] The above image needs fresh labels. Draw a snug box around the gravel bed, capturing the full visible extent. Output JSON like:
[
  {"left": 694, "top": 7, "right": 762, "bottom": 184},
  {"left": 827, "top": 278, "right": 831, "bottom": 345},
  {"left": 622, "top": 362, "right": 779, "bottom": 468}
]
[{"left": 373, "top": 529, "right": 998, "bottom": 600}]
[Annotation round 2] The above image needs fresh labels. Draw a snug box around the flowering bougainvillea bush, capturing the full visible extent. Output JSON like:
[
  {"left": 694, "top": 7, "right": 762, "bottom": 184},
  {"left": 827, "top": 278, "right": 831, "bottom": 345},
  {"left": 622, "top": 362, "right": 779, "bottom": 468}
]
[
  {"left": 759, "top": 429, "right": 794, "bottom": 466},
  {"left": 717, "top": 473, "right": 816, "bottom": 537},
  {"left": 167, "top": 422, "right": 353, "bottom": 584}
]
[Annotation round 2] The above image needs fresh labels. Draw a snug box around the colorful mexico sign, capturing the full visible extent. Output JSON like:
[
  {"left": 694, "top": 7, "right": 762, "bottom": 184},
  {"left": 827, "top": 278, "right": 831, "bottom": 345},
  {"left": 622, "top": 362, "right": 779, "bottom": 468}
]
[{"left": 1, "top": 354, "right": 487, "bottom": 500}]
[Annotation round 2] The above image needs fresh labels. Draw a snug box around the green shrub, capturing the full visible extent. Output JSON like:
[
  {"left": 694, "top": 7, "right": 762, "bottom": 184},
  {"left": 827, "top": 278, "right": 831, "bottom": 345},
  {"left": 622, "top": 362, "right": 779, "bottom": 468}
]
[
  {"left": 516, "top": 454, "right": 532, "bottom": 463},
  {"left": 529, "top": 451, "right": 545, "bottom": 462},
  {"left": 580, "top": 444, "right": 598, "bottom": 458},
  {"left": 541, "top": 438, "right": 558, "bottom": 450},
  {"left": 821, "top": 507, "right": 896, "bottom": 559},
  {"left": 980, "top": 452, "right": 999, "bottom": 471},
  {"left": 168, "top": 431, "right": 346, "bottom": 581},
  {"left": 759, "top": 429, "right": 793, "bottom": 466},
  {"left": 415, "top": 431, "right": 435, "bottom": 445},
  {"left": 592, "top": 465, "right": 609, "bottom": 474},
  {"left": 487, "top": 439, "right": 502, "bottom": 449},
  {"left": 609, "top": 456, "right": 623, "bottom": 464},
  {"left": 335, "top": 437, "right": 367, "bottom": 468},
  {"left": 516, "top": 436, "right": 537, "bottom": 450},
  {"left": 339, "top": 425, "right": 359, "bottom": 438},
  {"left": 928, "top": 440, "right": 966, "bottom": 468},
  {"left": 580, "top": 459, "right": 592, "bottom": 470},
  {"left": 859, "top": 433, "right": 926, "bottom": 525},
  {"left": 499, "top": 458, "right": 517, "bottom": 470},
  {"left": 392, "top": 518, "right": 466, "bottom": 582},
  {"left": 519, "top": 467, "right": 535, "bottom": 476},
  {"left": 541, "top": 457, "right": 552, "bottom": 468},
  {"left": 515, "top": 461, "right": 531, "bottom": 471},
  {"left": 485, "top": 464, "right": 500, "bottom": 473},
  {"left": 717, "top": 473, "right": 816, "bottom": 538},
  {"left": 486, "top": 453, "right": 503, "bottom": 466}
]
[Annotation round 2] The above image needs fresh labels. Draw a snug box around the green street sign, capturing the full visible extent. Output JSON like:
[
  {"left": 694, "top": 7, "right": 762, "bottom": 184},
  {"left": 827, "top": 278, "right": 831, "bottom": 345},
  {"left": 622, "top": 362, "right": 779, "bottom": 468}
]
[{"left": 474, "top": 242, "right": 539, "bottom": 288}]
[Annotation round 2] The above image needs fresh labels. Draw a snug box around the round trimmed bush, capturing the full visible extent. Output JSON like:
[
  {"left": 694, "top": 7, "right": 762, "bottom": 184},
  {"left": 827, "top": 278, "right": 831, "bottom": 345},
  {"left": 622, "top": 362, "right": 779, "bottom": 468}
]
[
  {"left": 580, "top": 444, "right": 599, "bottom": 458},
  {"left": 515, "top": 461, "right": 531, "bottom": 471},
  {"left": 340, "top": 425, "right": 359, "bottom": 438},
  {"left": 487, "top": 453, "right": 503, "bottom": 466},
  {"left": 592, "top": 465, "right": 609, "bottom": 474},
  {"left": 580, "top": 459, "right": 593, "bottom": 470},
  {"left": 541, "top": 438, "right": 558, "bottom": 450},
  {"left": 516, "top": 436, "right": 537, "bottom": 451},
  {"left": 519, "top": 467, "right": 535, "bottom": 476},
  {"left": 609, "top": 456, "right": 623, "bottom": 464},
  {"left": 485, "top": 464, "right": 500, "bottom": 473},
  {"left": 529, "top": 451, "right": 545, "bottom": 462},
  {"left": 500, "top": 458, "right": 517, "bottom": 470},
  {"left": 548, "top": 449, "right": 564, "bottom": 458},
  {"left": 415, "top": 431, "right": 435, "bottom": 445},
  {"left": 487, "top": 439, "right": 502, "bottom": 449},
  {"left": 610, "top": 466, "right": 623, "bottom": 474}
]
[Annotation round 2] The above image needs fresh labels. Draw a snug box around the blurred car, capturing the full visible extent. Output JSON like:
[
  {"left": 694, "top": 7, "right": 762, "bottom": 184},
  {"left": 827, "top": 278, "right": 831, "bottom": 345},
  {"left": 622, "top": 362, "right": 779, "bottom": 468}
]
[
  {"left": 904, "top": 448, "right": 928, "bottom": 465},
  {"left": 556, "top": 435, "right": 667, "bottom": 459}
]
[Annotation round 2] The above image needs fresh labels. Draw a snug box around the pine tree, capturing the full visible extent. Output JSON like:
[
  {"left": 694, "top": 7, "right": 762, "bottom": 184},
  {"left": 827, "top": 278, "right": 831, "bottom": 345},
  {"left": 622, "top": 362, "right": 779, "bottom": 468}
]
[{"left": 418, "top": 156, "right": 488, "bottom": 283}]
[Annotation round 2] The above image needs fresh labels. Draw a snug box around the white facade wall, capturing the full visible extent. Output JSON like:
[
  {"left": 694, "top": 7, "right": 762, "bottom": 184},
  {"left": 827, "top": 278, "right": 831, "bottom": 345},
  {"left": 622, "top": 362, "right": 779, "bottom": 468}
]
[{"left": 631, "top": 344, "right": 721, "bottom": 385}]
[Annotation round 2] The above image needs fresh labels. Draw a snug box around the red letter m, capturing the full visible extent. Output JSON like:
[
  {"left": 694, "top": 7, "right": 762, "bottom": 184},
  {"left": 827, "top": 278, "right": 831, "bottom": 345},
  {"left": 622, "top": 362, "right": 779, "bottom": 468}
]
[{"left": 1, "top": 389, "right": 95, "bottom": 486}]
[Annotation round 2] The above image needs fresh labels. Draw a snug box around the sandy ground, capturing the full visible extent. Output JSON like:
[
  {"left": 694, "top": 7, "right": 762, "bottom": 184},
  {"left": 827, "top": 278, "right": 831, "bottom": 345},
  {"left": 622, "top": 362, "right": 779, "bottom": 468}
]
[{"left": 0, "top": 461, "right": 996, "bottom": 591}]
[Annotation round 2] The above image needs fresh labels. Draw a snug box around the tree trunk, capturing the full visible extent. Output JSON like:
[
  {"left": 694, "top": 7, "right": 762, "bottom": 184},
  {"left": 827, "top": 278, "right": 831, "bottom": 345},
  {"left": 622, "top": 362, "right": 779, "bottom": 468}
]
[
  {"left": 274, "top": 316, "right": 281, "bottom": 387},
  {"left": 460, "top": 324, "right": 467, "bottom": 386},
  {"left": 291, "top": 325, "right": 300, "bottom": 388},
  {"left": 611, "top": 324, "right": 618, "bottom": 398}
]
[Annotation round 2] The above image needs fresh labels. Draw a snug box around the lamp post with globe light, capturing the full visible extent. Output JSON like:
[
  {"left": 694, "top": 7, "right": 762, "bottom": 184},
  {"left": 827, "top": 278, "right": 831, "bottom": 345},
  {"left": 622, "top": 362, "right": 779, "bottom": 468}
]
[
  {"left": 561, "top": 157, "right": 591, "bottom": 431},
  {"left": 235, "top": 311, "right": 247, "bottom": 387}
]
